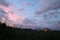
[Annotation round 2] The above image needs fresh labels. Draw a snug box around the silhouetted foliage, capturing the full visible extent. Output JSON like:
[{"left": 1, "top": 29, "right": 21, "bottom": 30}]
[{"left": 0, "top": 22, "right": 60, "bottom": 40}]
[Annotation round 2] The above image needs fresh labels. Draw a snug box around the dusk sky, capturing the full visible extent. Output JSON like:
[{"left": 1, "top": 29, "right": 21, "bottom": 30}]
[{"left": 0, "top": 0, "right": 60, "bottom": 30}]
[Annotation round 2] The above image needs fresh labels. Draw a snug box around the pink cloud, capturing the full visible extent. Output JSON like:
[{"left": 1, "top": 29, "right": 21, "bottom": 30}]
[
  {"left": 7, "top": 13, "right": 23, "bottom": 22},
  {"left": 0, "top": 4, "right": 24, "bottom": 22},
  {"left": 36, "top": 0, "right": 60, "bottom": 14},
  {"left": 0, "top": 5, "right": 13, "bottom": 13}
]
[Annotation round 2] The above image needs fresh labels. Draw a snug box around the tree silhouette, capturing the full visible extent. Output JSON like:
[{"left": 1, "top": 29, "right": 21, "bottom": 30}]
[{"left": 0, "top": 22, "right": 7, "bottom": 40}]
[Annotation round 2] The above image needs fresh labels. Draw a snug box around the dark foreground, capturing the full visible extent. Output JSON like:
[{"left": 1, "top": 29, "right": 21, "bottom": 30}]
[{"left": 0, "top": 23, "right": 60, "bottom": 40}]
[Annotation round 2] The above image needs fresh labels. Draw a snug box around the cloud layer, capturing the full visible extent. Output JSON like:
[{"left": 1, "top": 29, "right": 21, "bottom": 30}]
[
  {"left": 0, "top": 0, "right": 60, "bottom": 30},
  {"left": 36, "top": 0, "right": 60, "bottom": 13},
  {"left": 20, "top": 0, "right": 60, "bottom": 30},
  {"left": 0, "top": 0, "right": 24, "bottom": 26},
  {"left": 0, "top": 0, "right": 9, "bottom": 7}
]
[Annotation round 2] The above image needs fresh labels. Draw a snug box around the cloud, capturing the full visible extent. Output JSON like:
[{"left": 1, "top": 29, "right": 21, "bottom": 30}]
[
  {"left": 24, "top": 2, "right": 34, "bottom": 6},
  {"left": 0, "top": 8, "right": 7, "bottom": 14},
  {"left": 0, "top": 0, "right": 9, "bottom": 7},
  {"left": 19, "top": 9, "right": 24, "bottom": 12},
  {"left": 20, "top": 9, "right": 60, "bottom": 30},
  {"left": 0, "top": 0, "right": 60, "bottom": 30},
  {"left": 31, "top": 0, "right": 60, "bottom": 30},
  {"left": 36, "top": 0, "right": 60, "bottom": 14},
  {"left": 0, "top": 8, "right": 8, "bottom": 22},
  {"left": 7, "top": 13, "right": 23, "bottom": 22},
  {"left": 22, "top": 18, "right": 36, "bottom": 25},
  {"left": 0, "top": 0, "right": 24, "bottom": 26}
]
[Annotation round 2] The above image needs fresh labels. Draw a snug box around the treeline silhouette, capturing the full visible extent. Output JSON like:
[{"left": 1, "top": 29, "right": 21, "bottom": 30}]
[{"left": 0, "top": 22, "right": 60, "bottom": 40}]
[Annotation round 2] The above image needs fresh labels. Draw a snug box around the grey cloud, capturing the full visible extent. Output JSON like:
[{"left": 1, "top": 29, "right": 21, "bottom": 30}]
[
  {"left": 29, "top": 9, "right": 60, "bottom": 30},
  {"left": 36, "top": 0, "right": 60, "bottom": 14},
  {"left": 0, "top": 0, "right": 9, "bottom": 7},
  {"left": 0, "top": 8, "right": 7, "bottom": 14},
  {"left": 22, "top": 18, "right": 36, "bottom": 25},
  {"left": 0, "top": 8, "right": 8, "bottom": 21}
]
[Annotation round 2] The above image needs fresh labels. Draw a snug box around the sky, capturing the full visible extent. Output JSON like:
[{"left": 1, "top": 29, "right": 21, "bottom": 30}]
[
  {"left": 9, "top": 0, "right": 40, "bottom": 17},
  {"left": 0, "top": 0, "right": 60, "bottom": 30}
]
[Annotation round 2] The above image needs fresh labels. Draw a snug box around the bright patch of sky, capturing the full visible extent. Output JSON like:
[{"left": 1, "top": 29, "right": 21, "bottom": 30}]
[{"left": 9, "top": 0, "right": 40, "bottom": 18}]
